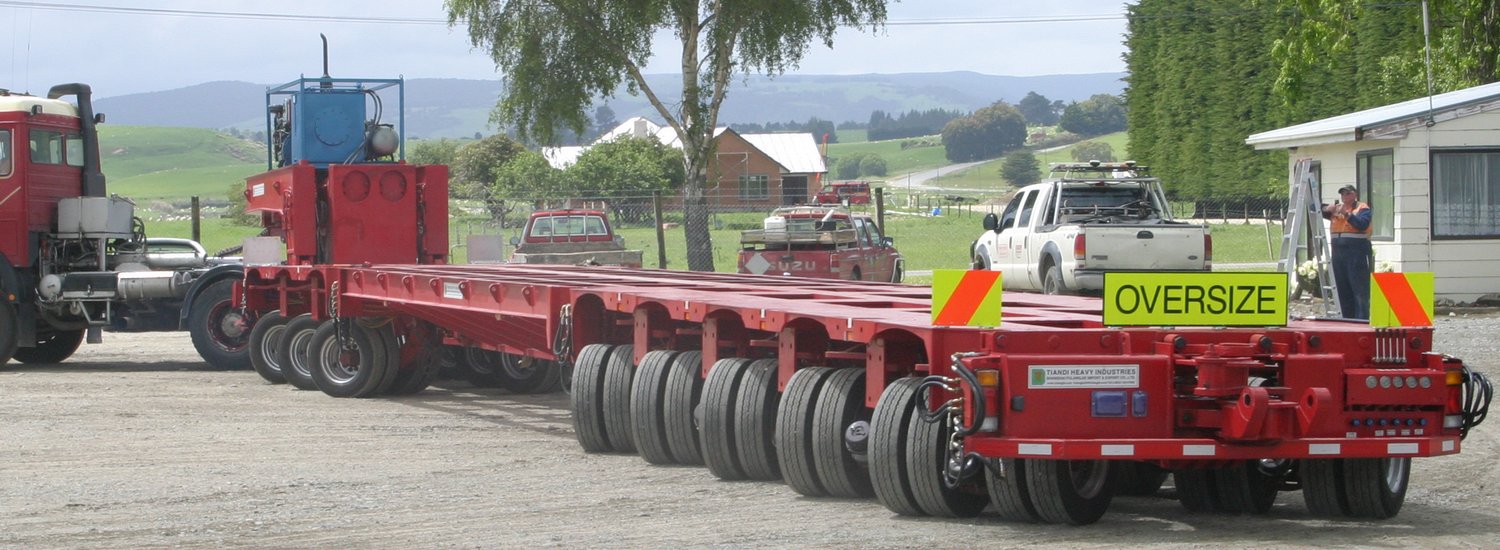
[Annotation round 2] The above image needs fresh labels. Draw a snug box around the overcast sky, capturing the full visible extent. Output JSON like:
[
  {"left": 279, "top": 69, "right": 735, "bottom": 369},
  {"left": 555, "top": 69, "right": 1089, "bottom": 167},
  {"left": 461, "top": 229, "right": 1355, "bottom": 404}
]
[{"left": 1, "top": 1, "right": 1130, "bottom": 98}]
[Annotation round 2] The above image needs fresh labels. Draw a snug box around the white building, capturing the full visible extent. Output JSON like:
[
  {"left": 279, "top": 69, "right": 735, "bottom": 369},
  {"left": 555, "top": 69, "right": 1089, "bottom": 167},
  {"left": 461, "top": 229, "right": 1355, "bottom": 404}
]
[{"left": 1247, "top": 82, "right": 1500, "bottom": 304}]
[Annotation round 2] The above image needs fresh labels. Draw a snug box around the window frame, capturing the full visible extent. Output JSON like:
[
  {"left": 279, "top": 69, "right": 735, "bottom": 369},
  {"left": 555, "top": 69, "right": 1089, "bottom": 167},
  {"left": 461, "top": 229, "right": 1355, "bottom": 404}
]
[
  {"left": 1429, "top": 147, "right": 1500, "bottom": 240},
  {"left": 0, "top": 129, "right": 11, "bottom": 177},
  {"left": 1355, "top": 148, "right": 1395, "bottom": 241},
  {"left": 738, "top": 174, "right": 770, "bottom": 201}
]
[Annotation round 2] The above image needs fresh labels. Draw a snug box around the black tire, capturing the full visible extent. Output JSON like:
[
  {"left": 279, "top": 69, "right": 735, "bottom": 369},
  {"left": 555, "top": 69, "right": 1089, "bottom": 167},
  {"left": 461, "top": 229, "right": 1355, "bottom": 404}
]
[
  {"left": 386, "top": 327, "right": 443, "bottom": 396},
  {"left": 813, "top": 367, "right": 874, "bottom": 498},
  {"left": 277, "top": 314, "right": 322, "bottom": 391},
  {"left": 0, "top": 302, "right": 18, "bottom": 364},
  {"left": 701, "top": 357, "right": 754, "bottom": 481},
  {"left": 1300, "top": 459, "right": 1348, "bottom": 517},
  {"left": 1173, "top": 469, "right": 1218, "bottom": 513},
  {"left": 906, "top": 403, "right": 987, "bottom": 518},
  {"left": 986, "top": 458, "right": 1041, "bottom": 522},
  {"left": 663, "top": 351, "right": 706, "bottom": 465},
  {"left": 775, "top": 366, "right": 835, "bottom": 497},
  {"left": 871, "top": 377, "right": 925, "bottom": 516},
  {"left": 734, "top": 358, "right": 782, "bottom": 481},
  {"left": 495, "top": 351, "right": 562, "bottom": 394},
  {"left": 1343, "top": 458, "right": 1409, "bottom": 519},
  {"left": 308, "top": 320, "right": 398, "bottom": 398},
  {"left": 247, "top": 311, "right": 289, "bottom": 384},
  {"left": 437, "top": 346, "right": 465, "bottom": 380},
  {"left": 13, "top": 326, "right": 85, "bottom": 364},
  {"left": 630, "top": 350, "right": 682, "bottom": 465},
  {"left": 1212, "top": 461, "right": 1280, "bottom": 514},
  {"left": 850, "top": 267, "right": 863, "bottom": 281},
  {"left": 1042, "top": 264, "right": 1069, "bottom": 296},
  {"left": 1025, "top": 459, "right": 1114, "bottom": 525},
  {"left": 972, "top": 252, "right": 990, "bottom": 271},
  {"left": 462, "top": 347, "right": 506, "bottom": 388},
  {"left": 1112, "top": 461, "right": 1169, "bottom": 497},
  {"left": 187, "top": 278, "right": 253, "bottom": 370},
  {"left": 891, "top": 262, "right": 904, "bottom": 284},
  {"left": 570, "top": 344, "right": 615, "bottom": 452},
  {"left": 601, "top": 344, "right": 637, "bottom": 453}
]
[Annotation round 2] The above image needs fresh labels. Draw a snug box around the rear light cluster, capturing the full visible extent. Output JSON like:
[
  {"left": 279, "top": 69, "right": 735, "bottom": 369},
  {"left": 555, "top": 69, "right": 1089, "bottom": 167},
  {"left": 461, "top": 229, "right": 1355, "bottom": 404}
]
[
  {"left": 1203, "top": 234, "right": 1213, "bottom": 268},
  {"left": 1073, "top": 235, "right": 1086, "bottom": 268}
]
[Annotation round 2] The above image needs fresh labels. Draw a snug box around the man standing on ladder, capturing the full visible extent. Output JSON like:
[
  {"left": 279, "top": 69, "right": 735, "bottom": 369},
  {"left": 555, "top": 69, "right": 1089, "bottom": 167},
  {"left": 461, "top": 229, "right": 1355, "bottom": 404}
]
[{"left": 1323, "top": 185, "right": 1373, "bottom": 319}]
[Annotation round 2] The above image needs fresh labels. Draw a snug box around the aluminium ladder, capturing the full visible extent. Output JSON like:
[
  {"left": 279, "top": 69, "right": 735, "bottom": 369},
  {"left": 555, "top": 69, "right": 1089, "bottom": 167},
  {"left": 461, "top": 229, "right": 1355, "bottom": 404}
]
[{"left": 1277, "top": 158, "right": 1341, "bottom": 318}]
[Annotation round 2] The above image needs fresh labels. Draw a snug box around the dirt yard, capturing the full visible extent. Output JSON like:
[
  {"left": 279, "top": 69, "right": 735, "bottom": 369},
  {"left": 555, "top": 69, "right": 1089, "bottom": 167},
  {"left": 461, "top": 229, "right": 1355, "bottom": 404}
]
[{"left": 3, "top": 313, "right": 1498, "bottom": 548}]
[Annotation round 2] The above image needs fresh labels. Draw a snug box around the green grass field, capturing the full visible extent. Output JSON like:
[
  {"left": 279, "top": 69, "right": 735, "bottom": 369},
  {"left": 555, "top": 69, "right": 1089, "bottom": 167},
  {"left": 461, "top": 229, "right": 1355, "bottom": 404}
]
[
  {"left": 99, "top": 126, "right": 263, "bottom": 200},
  {"left": 825, "top": 136, "right": 948, "bottom": 177}
]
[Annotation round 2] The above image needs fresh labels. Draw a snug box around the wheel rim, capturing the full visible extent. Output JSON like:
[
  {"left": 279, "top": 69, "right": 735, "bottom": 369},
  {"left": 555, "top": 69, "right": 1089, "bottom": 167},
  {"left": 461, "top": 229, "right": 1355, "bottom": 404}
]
[
  {"left": 208, "top": 302, "right": 251, "bottom": 352},
  {"left": 318, "top": 337, "right": 360, "bottom": 384},
  {"left": 499, "top": 352, "right": 538, "bottom": 379},
  {"left": 258, "top": 325, "right": 287, "bottom": 371},
  {"left": 289, "top": 330, "right": 315, "bottom": 377},
  {"left": 1383, "top": 458, "right": 1409, "bottom": 491},
  {"left": 1070, "top": 460, "right": 1109, "bottom": 499},
  {"left": 466, "top": 347, "right": 497, "bottom": 375}
]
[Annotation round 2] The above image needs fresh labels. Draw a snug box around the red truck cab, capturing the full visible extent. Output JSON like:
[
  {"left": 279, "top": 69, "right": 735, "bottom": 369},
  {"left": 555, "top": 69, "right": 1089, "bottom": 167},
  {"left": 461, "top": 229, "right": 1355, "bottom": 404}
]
[
  {"left": 813, "top": 181, "right": 871, "bottom": 205},
  {"left": 738, "top": 206, "right": 902, "bottom": 282}
]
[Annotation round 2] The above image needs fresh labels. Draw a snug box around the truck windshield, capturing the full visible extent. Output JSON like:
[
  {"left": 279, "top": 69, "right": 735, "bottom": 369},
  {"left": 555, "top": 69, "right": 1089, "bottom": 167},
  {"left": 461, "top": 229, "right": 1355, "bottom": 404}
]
[{"left": 0, "top": 130, "right": 10, "bottom": 176}]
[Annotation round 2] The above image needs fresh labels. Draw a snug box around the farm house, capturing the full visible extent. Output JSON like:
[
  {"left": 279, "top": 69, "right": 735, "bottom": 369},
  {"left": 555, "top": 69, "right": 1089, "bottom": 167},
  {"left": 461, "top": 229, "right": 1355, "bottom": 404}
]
[{"left": 1247, "top": 81, "right": 1500, "bottom": 304}]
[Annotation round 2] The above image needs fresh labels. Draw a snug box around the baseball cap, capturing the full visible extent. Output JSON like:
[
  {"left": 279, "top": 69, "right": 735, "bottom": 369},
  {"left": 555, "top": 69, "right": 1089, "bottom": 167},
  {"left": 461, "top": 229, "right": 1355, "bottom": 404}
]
[{"left": 1337, "top": 185, "right": 1358, "bottom": 195}]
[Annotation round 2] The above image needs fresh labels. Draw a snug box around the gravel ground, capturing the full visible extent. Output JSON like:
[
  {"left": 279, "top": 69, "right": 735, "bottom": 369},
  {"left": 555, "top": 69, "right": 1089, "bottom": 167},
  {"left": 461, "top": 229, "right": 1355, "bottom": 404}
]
[{"left": 1, "top": 311, "right": 1497, "bottom": 549}]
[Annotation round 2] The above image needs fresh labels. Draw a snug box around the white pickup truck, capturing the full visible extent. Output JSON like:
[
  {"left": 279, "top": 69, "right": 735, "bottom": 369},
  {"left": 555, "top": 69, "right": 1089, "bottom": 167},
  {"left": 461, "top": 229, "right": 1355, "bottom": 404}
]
[{"left": 971, "top": 162, "right": 1210, "bottom": 294}]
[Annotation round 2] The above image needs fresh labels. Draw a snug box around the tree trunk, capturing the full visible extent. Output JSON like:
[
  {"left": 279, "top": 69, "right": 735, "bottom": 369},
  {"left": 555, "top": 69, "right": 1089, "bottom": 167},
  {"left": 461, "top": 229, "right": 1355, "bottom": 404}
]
[{"left": 682, "top": 144, "right": 715, "bottom": 272}]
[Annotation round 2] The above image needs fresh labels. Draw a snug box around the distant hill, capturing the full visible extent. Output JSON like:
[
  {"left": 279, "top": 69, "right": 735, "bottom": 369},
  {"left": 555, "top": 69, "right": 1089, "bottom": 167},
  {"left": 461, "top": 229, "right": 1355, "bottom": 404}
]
[
  {"left": 94, "top": 72, "right": 1124, "bottom": 140},
  {"left": 97, "top": 125, "right": 263, "bottom": 200}
]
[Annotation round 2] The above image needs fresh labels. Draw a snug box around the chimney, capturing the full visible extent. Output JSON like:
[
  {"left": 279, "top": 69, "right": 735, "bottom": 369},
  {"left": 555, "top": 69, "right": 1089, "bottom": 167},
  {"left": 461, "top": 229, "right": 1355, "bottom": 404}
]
[{"left": 633, "top": 118, "right": 648, "bottom": 139}]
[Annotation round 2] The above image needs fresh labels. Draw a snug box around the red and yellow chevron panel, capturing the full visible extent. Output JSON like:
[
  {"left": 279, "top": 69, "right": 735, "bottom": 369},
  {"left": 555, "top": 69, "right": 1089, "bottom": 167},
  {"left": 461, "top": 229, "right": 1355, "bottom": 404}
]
[
  {"left": 1370, "top": 272, "right": 1434, "bottom": 327},
  {"left": 932, "top": 269, "right": 1002, "bottom": 327}
]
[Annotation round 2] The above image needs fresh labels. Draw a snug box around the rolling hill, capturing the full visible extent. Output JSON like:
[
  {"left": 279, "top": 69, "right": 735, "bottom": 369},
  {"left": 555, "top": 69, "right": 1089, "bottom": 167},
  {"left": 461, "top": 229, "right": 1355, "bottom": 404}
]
[{"left": 97, "top": 126, "right": 263, "bottom": 200}]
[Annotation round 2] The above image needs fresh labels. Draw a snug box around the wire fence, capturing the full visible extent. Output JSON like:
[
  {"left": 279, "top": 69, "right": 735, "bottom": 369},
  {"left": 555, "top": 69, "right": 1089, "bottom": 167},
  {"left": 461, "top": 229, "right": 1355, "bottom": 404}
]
[{"left": 450, "top": 191, "right": 1297, "bottom": 278}]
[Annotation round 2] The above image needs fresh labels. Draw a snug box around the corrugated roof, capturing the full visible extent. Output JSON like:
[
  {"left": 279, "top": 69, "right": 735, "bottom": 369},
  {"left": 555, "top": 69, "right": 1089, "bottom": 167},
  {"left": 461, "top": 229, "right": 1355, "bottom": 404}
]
[
  {"left": 1246, "top": 81, "right": 1500, "bottom": 150},
  {"left": 741, "top": 132, "right": 826, "bottom": 174}
]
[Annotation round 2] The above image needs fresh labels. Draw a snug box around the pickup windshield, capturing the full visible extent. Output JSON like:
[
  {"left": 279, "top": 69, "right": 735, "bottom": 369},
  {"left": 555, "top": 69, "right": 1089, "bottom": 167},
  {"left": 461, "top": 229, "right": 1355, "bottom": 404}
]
[
  {"left": 1053, "top": 185, "right": 1170, "bottom": 223},
  {"left": 528, "top": 215, "right": 607, "bottom": 239}
]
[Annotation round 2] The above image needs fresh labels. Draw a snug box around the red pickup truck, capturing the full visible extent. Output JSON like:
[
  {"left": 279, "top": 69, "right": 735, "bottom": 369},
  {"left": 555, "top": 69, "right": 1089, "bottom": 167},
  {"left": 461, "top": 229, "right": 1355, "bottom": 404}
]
[
  {"left": 737, "top": 206, "right": 903, "bottom": 282},
  {"left": 507, "top": 209, "right": 644, "bottom": 267}
]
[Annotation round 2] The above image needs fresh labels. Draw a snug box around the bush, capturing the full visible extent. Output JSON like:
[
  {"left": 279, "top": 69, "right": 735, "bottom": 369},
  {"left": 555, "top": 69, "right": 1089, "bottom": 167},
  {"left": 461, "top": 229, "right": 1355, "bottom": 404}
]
[
  {"left": 859, "top": 155, "right": 888, "bottom": 177},
  {"left": 1069, "top": 141, "right": 1116, "bottom": 163},
  {"left": 1000, "top": 151, "right": 1042, "bottom": 186},
  {"left": 834, "top": 154, "right": 866, "bottom": 179}
]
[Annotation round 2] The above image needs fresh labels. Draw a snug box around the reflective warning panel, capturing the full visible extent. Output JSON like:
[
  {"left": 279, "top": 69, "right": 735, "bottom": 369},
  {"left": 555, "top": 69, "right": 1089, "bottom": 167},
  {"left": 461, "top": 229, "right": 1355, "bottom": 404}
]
[
  {"left": 1371, "top": 272, "right": 1435, "bottom": 327},
  {"left": 932, "top": 269, "right": 1002, "bottom": 327},
  {"left": 1103, "top": 272, "right": 1287, "bottom": 327}
]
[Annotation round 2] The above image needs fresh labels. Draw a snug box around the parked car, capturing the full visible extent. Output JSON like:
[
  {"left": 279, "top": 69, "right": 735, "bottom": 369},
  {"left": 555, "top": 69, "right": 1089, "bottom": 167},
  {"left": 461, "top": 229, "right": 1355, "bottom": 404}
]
[
  {"left": 738, "top": 206, "right": 902, "bottom": 282},
  {"left": 813, "top": 181, "right": 872, "bottom": 205},
  {"left": 506, "top": 209, "right": 644, "bottom": 267}
]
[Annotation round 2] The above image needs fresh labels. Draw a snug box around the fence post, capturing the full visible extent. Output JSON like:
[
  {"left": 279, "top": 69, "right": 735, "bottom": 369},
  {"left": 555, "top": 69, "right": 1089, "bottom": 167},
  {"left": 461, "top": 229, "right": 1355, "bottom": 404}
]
[
  {"left": 190, "top": 195, "right": 201, "bottom": 243},
  {"left": 875, "top": 187, "right": 886, "bottom": 236},
  {"left": 653, "top": 190, "right": 667, "bottom": 269}
]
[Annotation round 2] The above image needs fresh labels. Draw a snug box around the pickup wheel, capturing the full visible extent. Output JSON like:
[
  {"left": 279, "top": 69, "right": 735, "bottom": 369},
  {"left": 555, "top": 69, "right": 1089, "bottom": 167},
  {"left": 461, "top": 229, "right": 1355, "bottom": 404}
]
[
  {"left": 0, "top": 302, "right": 18, "bottom": 364},
  {"left": 973, "top": 252, "right": 990, "bottom": 271},
  {"left": 849, "top": 266, "right": 863, "bottom": 281},
  {"left": 1043, "top": 264, "right": 1070, "bottom": 296},
  {"left": 13, "top": 326, "right": 85, "bottom": 364}
]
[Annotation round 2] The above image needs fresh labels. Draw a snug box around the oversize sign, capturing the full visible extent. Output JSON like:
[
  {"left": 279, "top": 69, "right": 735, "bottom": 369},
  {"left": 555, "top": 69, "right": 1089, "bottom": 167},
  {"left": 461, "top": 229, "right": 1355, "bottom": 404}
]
[{"left": 1103, "top": 272, "right": 1287, "bottom": 327}]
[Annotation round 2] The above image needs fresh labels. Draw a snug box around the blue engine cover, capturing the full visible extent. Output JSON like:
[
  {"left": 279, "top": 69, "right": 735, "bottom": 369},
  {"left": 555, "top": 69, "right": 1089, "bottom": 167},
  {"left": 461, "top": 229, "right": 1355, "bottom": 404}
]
[{"left": 289, "top": 89, "right": 366, "bottom": 166}]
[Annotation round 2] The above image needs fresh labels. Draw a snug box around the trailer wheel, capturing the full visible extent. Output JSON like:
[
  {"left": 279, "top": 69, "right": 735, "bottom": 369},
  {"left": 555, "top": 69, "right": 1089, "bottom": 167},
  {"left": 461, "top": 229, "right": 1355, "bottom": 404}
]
[
  {"left": 1342, "top": 458, "right": 1409, "bottom": 519},
  {"left": 569, "top": 344, "right": 615, "bottom": 452},
  {"left": 870, "top": 377, "right": 925, "bottom": 516},
  {"left": 629, "top": 350, "right": 681, "bottom": 465},
  {"left": 733, "top": 358, "right": 783, "bottom": 481},
  {"left": 462, "top": 347, "right": 506, "bottom": 388},
  {"left": 1112, "top": 461, "right": 1169, "bottom": 497},
  {"left": 0, "top": 302, "right": 18, "bottom": 363},
  {"left": 701, "top": 357, "right": 754, "bottom": 480},
  {"left": 188, "top": 278, "right": 253, "bottom": 370},
  {"left": 662, "top": 351, "right": 706, "bottom": 465},
  {"left": 388, "top": 346, "right": 444, "bottom": 396},
  {"left": 814, "top": 367, "right": 875, "bottom": 497},
  {"left": 247, "top": 311, "right": 289, "bottom": 384},
  {"left": 986, "top": 458, "right": 1041, "bottom": 522},
  {"left": 1212, "top": 461, "right": 1280, "bottom": 514},
  {"left": 906, "top": 403, "right": 988, "bottom": 517},
  {"left": 13, "top": 326, "right": 85, "bottom": 364},
  {"left": 1025, "top": 459, "right": 1114, "bottom": 525},
  {"left": 308, "top": 320, "right": 397, "bottom": 398},
  {"left": 276, "top": 314, "right": 321, "bottom": 391},
  {"left": 601, "top": 344, "right": 638, "bottom": 453},
  {"left": 1299, "top": 459, "right": 1348, "bottom": 516},
  {"left": 436, "top": 346, "right": 465, "bottom": 380},
  {"left": 774, "top": 366, "right": 835, "bottom": 497},
  {"left": 1173, "top": 469, "right": 1217, "bottom": 512}
]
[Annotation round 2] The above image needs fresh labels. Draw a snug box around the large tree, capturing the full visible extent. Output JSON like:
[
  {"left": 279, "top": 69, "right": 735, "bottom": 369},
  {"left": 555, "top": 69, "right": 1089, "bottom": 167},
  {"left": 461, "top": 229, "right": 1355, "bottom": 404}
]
[
  {"left": 446, "top": 0, "right": 888, "bottom": 271},
  {"left": 941, "top": 102, "right": 1026, "bottom": 162},
  {"left": 1017, "top": 91, "right": 1060, "bottom": 126}
]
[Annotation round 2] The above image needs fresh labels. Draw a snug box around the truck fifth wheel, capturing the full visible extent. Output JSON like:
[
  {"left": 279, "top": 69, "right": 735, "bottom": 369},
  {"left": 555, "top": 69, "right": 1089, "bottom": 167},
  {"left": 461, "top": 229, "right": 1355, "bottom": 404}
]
[{"left": 235, "top": 73, "right": 1491, "bottom": 525}]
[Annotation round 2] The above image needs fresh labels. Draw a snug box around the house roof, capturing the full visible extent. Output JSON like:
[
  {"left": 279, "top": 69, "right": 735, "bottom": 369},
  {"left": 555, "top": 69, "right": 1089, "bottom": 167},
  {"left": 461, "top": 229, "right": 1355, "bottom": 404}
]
[
  {"left": 543, "top": 117, "right": 826, "bottom": 174},
  {"left": 1246, "top": 81, "right": 1500, "bottom": 150}
]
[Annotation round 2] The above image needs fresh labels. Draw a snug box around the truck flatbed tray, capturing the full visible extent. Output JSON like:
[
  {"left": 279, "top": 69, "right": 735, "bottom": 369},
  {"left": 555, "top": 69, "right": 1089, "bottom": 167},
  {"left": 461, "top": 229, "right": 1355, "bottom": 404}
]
[{"left": 739, "top": 228, "right": 858, "bottom": 246}]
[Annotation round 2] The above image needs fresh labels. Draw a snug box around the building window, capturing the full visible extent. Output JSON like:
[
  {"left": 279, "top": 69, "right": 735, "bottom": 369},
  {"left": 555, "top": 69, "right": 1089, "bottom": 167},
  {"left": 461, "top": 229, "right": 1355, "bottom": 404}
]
[
  {"left": 739, "top": 174, "right": 769, "bottom": 200},
  {"left": 1431, "top": 149, "right": 1500, "bottom": 239},
  {"left": 1356, "top": 149, "right": 1394, "bottom": 239}
]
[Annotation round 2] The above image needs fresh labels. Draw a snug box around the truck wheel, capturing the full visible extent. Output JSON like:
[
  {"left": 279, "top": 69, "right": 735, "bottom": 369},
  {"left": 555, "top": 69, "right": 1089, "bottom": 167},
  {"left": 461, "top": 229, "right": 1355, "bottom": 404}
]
[
  {"left": 462, "top": 347, "right": 506, "bottom": 388},
  {"left": 247, "top": 311, "right": 289, "bottom": 384},
  {"left": 630, "top": 350, "right": 682, "bottom": 465},
  {"left": 570, "top": 344, "right": 616, "bottom": 452},
  {"left": 387, "top": 342, "right": 445, "bottom": 396},
  {"left": 276, "top": 314, "right": 321, "bottom": 391},
  {"left": 702, "top": 357, "right": 755, "bottom": 480},
  {"left": 1173, "top": 469, "right": 1217, "bottom": 512},
  {"left": 1042, "top": 265, "right": 1070, "bottom": 296},
  {"left": 13, "top": 326, "right": 85, "bottom": 364},
  {"left": 986, "top": 458, "right": 1042, "bottom": 522},
  {"left": 734, "top": 358, "right": 783, "bottom": 481},
  {"left": 308, "top": 320, "right": 397, "bottom": 398},
  {"left": 775, "top": 366, "right": 835, "bottom": 497},
  {"left": 1343, "top": 457, "right": 1409, "bottom": 519},
  {"left": 814, "top": 367, "right": 875, "bottom": 497},
  {"left": 0, "top": 302, "right": 18, "bottom": 363},
  {"left": 601, "top": 344, "right": 638, "bottom": 453},
  {"left": 1112, "top": 461, "right": 1169, "bottom": 497},
  {"left": 188, "top": 278, "right": 253, "bottom": 370},
  {"left": 906, "top": 402, "right": 988, "bottom": 517},
  {"left": 662, "top": 351, "right": 706, "bottom": 465},
  {"left": 1212, "top": 461, "right": 1280, "bottom": 514},
  {"left": 870, "top": 377, "right": 925, "bottom": 516},
  {"left": 1299, "top": 459, "right": 1348, "bottom": 516},
  {"left": 1025, "top": 459, "right": 1114, "bottom": 525}
]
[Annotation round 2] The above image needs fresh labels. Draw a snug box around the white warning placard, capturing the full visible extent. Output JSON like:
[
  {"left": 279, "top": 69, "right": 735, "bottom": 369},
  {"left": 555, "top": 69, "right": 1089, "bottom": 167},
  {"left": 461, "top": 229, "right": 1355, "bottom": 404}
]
[{"left": 1027, "top": 365, "right": 1140, "bottom": 389}]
